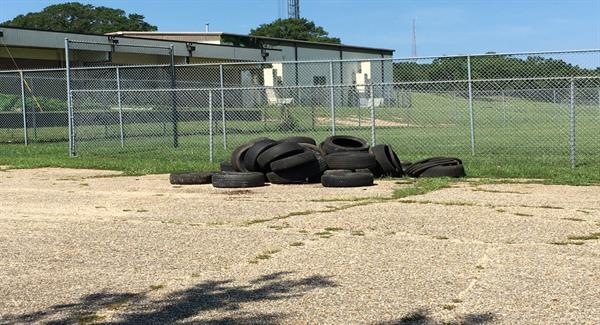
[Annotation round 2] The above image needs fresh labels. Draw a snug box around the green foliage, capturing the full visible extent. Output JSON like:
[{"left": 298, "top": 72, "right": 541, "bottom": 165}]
[
  {"left": 394, "top": 55, "right": 596, "bottom": 83},
  {"left": 250, "top": 18, "right": 340, "bottom": 44},
  {"left": 0, "top": 94, "right": 66, "bottom": 112},
  {"left": 1, "top": 2, "right": 157, "bottom": 34}
]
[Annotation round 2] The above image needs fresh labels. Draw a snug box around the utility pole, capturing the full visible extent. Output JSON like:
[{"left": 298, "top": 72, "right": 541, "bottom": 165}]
[{"left": 411, "top": 19, "right": 417, "bottom": 58}]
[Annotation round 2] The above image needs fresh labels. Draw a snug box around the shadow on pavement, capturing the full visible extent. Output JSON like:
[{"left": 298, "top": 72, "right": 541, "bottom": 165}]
[
  {"left": 2, "top": 271, "right": 337, "bottom": 324},
  {"left": 377, "top": 309, "right": 495, "bottom": 325}
]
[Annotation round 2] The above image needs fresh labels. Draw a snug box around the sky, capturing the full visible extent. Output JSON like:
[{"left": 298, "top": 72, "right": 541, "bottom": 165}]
[{"left": 1, "top": 0, "right": 599, "bottom": 58}]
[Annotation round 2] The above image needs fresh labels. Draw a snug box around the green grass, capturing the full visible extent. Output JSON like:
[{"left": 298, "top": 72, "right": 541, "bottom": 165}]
[{"left": 1, "top": 91, "right": 599, "bottom": 183}]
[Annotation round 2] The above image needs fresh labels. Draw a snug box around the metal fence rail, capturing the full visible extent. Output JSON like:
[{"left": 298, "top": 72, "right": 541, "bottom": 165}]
[{"left": 1, "top": 48, "right": 599, "bottom": 169}]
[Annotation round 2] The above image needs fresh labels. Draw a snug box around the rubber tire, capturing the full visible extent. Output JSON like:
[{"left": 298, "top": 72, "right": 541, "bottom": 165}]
[
  {"left": 321, "top": 172, "right": 374, "bottom": 187},
  {"left": 405, "top": 157, "right": 463, "bottom": 177},
  {"left": 229, "top": 138, "right": 269, "bottom": 172},
  {"left": 270, "top": 151, "right": 317, "bottom": 172},
  {"left": 420, "top": 164, "right": 466, "bottom": 178},
  {"left": 280, "top": 136, "right": 316, "bottom": 145},
  {"left": 321, "top": 135, "right": 369, "bottom": 154},
  {"left": 370, "top": 145, "right": 403, "bottom": 177},
  {"left": 211, "top": 172, "right": 266, "bottom": 188},
  {"left": 230, "top": 142, "right": 255, "bottom": 172},
  {"left": 220, "top": 162, "right": 236, "bottom": 172},
  {"left": 324, "top": 152, "right": 377, "bottom": 170},
  {"left": 266, "top": 160, "right": 322, "bottom": 184},
  {"left": 243, "top": 139, "right": 278, "bottom": 172},
  {"left": 323, "top": 169, "right": 353, "bottom": 176},
  {"left": 299, "top": 143, "right": 328, "bottom": 172},
  {"left": 169, "top": 172, "right": 213, "bottom": 185},
  {"left": 400, "top": 160, "right": 412, "bottom": 173},
  {"left": 256, "top": 142, "right": 304, "bottom": 170}
]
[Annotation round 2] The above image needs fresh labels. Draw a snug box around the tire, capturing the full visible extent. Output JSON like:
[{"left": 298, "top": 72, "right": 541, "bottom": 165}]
[
  {"left": 354, "top": 168, "right": 374, "bottom": 176},
  {"left": 280, "top": 136, "right": 316, "bottom": 145},
  {"left": 399, "top": 160, "right": 412, "bottom": 173},
  {"left": 321, "top": 172, "right": 374, "bottom": 187},
  {"left": 323, "top": 169, "right": 353, "bottom": 176},
  {"left": 243, "top": 139, "right": 278, "bottom": 172},
  {"left": 405, "top": 157, "right": 463, "bottom": 178},
  {"left": 256, "top": 142, "right": 304, "bottom": 170},
  {"left": 321, "top": 135, "right": 369, "bottom": 154},
  {"left": 169, "top": 172, "right": 213, "bottom": 185},
  {"left": 298, "top": 143, "right": 320, "bottom": 153},
  {"left": 299, "top": 143, "right": 328, "bottom": 172},
  {"left": 270, "top": 151, "right": 317, "bottom": 172},
  {"left": 219, "top": 161, "right": 236, "bottom": 172},
  {"left": 266, "top": 160, "right": 322, "bottom": 184},
  {"left": 420, "top": 164, "right": 466, "bottom": 178},
  {"left": 211, "top": 172, "right": 266, "bottom": 188},
  {"left": 230, "top": 138, "right": 269, "bottom": 172},
  {"left": 324, "top": 152, "right": 377, "bottom": 170},
  {"left": 370, "top": 144, "right": 403, "bottom": 177}
]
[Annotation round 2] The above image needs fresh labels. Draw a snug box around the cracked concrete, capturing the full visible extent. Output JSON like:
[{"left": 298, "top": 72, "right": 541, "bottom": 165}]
[{"left": 0, "top": 168, "right": 599, "bottom": 324}]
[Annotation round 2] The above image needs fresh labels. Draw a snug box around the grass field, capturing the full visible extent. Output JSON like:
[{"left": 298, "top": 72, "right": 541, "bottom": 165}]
[{"left": 1, "top": 91, "right": 599, "bottom": 184}]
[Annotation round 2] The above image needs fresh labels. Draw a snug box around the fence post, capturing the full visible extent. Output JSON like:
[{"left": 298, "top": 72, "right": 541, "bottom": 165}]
[
  {"left": 568, "top": 78, "right": 576, "bottom": 169},
  {"left": 597, "top": 88, "right": 600, "bottom": 122},
  {"left": 208, "top": 90, "right": 214, "bottom": 163},
  {"left": 170, "top": 44, "right": 178, "bottom": 148},
  {"left": 116, "top": 67, "right": 124, "bottom": 147},
  {"left": 329, "top": 61, "right": 336, "bottom": 135},
  {"left": 219, "top": 64, "right": 227, "bottom": 149},
  {"left": 19, "top": 71, "right": 28, "bottom": 145},
  {"left": 65, "top": 38, "right": 76, "bottom": 157},
  {"left": 370, "top": 83, "right": 376, "bottom": 146},
  {"left": 467, "top": 55, "right": 475, "bottom": 156},
  {"left": 501, "top": 90, "right": 506, "bottom": 126}
]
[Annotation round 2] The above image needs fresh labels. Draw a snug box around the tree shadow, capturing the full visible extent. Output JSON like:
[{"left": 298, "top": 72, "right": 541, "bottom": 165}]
[
  {"left": 377, "top": 309, "right": 495, "bottom": 325},
  {"left": 2, "top": 271, "right": 336, "bottom": 324}
]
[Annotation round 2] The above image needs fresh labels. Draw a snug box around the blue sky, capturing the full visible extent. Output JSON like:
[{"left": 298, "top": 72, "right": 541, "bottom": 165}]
[{"left": 1, "top": 0, "right": 599, "bottom": 57}]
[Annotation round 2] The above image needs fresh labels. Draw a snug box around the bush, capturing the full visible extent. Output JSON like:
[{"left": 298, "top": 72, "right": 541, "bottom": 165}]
[{"left": 0, "top": 93, "right": 67, "bottom": 112}]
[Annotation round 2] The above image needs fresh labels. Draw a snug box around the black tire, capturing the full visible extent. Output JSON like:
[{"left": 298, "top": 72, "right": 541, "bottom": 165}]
[
  {"left": 219, "top": 161, "right": 236, "bottom": 172},
  {"left": 400, "top": 160, "right": 412, "bottom": 173},
  {"left": 321, "top": 135, "right": 369, "bottom": 154},
  {"left": 354, "top": 168, "right": 374, "bottom": 176},
  {"left": 298, "top": 143, "right": 320, "bottom": 153},
  {"left": 370, "top": 144, "right": 403, "bottom": 177},
  {"left": 230, "top": 142, "right": 254, "bottom": 172},
  {"left": 321, "top": 172, "right": 374, "bottom": 187},
  {"left": 420, "top": 164, "right": 466, "bottom": 178},
  {"left": 169, "top": 172, "right": 213, "bottom": 185},
  {"left": 211, "top": 172, "right": 266, "bottom": 188},
  {"left": 405, "top": 157, "right": 463, "bottom": 178},
  {"left": 256, "top": 142, "right": 304, "bottom": 170},
  {"left": 280, "top": 136, "right": 316, "bottom": 145},
  {"left": 324, "top": 151, "right": 377, "bottom": 170},
  {"left": 243, "top": 139, "right": 278, "bottom": 172},
  {"left": 266, "top": 160, "right": 322, "bottom": 184},
  {"left": 270, "top": 151, "right": 317, "bottom": 172},
  {"left": 230, "top": 138, "right": 269, "bottom": 172},
  {"left": 323, "top": 169, "right": 353, "bottom": 176},
  {"left": 299, "top": 143, "right": 328, "bottom": 172}
]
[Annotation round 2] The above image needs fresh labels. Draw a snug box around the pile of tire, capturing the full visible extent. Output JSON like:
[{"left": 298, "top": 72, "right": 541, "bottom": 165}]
[{"left": 169, "top": 135, "right": 465, "bottom": 188}]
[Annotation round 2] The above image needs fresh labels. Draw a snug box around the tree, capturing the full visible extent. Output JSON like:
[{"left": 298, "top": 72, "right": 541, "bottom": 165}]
[
  {"left": 250, "top": 18, "right": 340, "bottom": 44},
  {"left": 1, "top": 2, "right": 157, "bottom": 34}
]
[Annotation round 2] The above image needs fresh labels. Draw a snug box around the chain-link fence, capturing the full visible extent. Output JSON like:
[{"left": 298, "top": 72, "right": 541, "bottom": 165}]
[{"left": 1, "top": 49, "right": 599, "bottom": 169}]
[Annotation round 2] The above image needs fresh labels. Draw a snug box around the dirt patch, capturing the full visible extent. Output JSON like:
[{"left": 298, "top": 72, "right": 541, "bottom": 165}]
[
  {"left": 316, "top": 116, "right": 415, "bottom": 127},
  {"left": 0, "top": 168, "right": 599, "bottom": 324}
]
